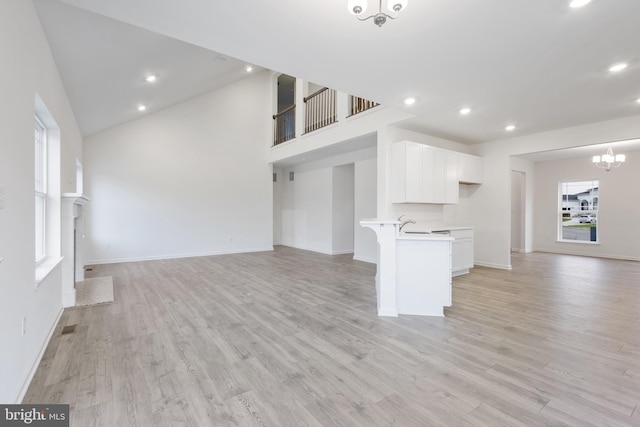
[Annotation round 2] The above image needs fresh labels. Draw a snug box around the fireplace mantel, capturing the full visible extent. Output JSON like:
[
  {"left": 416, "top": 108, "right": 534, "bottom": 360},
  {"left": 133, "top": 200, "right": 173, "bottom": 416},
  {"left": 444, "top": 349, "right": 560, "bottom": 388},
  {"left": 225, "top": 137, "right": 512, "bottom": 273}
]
[{"left": 62, "top": 193, "right": 89, "bottom": 216}]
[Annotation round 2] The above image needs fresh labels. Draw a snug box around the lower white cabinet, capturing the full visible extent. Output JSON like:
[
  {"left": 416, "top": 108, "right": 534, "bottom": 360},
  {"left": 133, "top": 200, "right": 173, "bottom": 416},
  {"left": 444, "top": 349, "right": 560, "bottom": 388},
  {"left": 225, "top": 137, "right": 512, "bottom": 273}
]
[{"left": 450, "top": 228, "right": 474, "bottom": 276}]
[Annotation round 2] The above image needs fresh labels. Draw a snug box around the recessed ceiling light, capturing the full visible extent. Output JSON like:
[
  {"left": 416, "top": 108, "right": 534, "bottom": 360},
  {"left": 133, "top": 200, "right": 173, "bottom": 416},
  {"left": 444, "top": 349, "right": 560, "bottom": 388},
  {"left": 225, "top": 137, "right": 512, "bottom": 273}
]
[
  {"left": 505, "top": 124, "right": 516, "bottom": 131},
  {"left": 245, "top": 65, "right": 253, "bottom": 72},
  {"left": 569, "top": 0, "right": 591, "bottom": 8},
  {"left": 460, "top": 107, "right": 471, "bottom": 115},
  {"left": 404, "top": 97, "right": 416, "bottom": 106},
  {"left": 636, "top": 98, "right": 640, "bottom": 104},
  {"left": 145, "top": 74, "right": 157, "bottom": 83},
  {"left": 609, "top": 63, "right": 628, "bottom": 72},
  {"left": 137, "top": 104, "right": 147, "bottom": 112}
]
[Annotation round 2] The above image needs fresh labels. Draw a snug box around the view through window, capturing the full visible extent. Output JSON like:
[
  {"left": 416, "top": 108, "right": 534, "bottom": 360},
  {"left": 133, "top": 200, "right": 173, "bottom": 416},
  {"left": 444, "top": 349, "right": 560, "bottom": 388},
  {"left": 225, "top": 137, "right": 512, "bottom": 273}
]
[{"left": 559, "top": 180, "right": 598, "bottom": 242}]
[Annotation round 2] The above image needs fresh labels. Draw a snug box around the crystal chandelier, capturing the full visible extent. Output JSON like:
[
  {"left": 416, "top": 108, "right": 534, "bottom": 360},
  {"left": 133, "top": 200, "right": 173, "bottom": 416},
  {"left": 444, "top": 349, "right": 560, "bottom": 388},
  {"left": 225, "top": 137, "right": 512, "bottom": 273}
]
[
  {"left": 592, "top": 147, "right": 625, "bottom": 172},
  {"left": 348, "top": 0, "right": 408, "bottom": 27}
]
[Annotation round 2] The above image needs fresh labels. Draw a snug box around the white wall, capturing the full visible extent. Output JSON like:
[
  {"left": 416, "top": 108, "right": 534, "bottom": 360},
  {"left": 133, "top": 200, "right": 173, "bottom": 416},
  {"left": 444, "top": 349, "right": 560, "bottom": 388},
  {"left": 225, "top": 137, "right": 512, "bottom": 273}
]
[
  {"left": 280, "top": 167, "right": 333, "bottom": 253},
  {"left": 270, "top": 105, "right": 412, "bottom": 164},
  {"left": 510, "top": 170, "right": 525, "bottom": 251},
  {"left": 332, "top": 164, "right": 355, "bottom": 254},
  {"left": 273, "top": 167, "right": 283, "bottom": 245},
  {"left": 532, "top": 151, "right": 640, "bottom": 260},
  {"left": 277, "top": 146, "right": 376, "bottom": 256},
  {"left": 510, "top": 156, "right": 535, "bottom": 253},
  {"left": 354, "top": 158, "right": 377, "bottom": 263},
  {"left": 0, "top": 0, "right": 82, "bottom": 403},
  {"left": 377, "top": 117, "right": 640, "bottom": 269},
  {"left": 473, "top": 114, "right": 640, "bottom": 269},
  {"left": 83, "top": 72, "right": 273, "bottom": 263}
]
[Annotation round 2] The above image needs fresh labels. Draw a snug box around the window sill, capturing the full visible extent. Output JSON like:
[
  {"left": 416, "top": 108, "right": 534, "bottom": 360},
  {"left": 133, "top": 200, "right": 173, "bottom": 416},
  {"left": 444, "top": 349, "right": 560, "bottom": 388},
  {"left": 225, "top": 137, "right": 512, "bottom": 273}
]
[
  {"left": 556, "top": 240, "right": 600, "bottom": 245},
  {"left": 35, "top": 256, "right": 63, "bottom": 290}
]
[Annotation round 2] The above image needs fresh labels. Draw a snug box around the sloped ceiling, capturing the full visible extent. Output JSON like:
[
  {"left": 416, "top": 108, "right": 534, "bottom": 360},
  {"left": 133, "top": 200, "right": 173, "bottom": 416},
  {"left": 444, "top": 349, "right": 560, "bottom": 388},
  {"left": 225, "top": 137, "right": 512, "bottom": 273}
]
[
  {"left": 38, "top": 0, "right": 640, "bottom": 144},
  {"left": 35, "top": 0, "right": 261, "bottom": 136}
]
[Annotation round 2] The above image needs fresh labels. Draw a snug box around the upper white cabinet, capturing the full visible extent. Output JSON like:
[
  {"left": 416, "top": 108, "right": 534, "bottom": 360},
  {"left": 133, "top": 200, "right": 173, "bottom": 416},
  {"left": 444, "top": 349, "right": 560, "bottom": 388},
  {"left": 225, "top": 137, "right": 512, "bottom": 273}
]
[
  {"left": 392, "top": 141, "right": 482, "bottom": 204},
  {"left": 392, "top": 141, "right": 459, "bottom": 204},
  {"left": 458, "top": 153, "right": 484, "bottom": 184}
]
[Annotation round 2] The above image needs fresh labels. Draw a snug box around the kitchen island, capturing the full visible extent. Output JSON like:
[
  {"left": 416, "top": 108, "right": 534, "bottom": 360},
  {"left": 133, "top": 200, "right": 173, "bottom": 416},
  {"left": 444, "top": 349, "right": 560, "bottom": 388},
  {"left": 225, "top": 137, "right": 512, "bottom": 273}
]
[
  {"left": 360, "top": 219, "right": 454, "bottom": 317},
  {"left": 404, "top": 226, "right": 475, "bottom": 277}
]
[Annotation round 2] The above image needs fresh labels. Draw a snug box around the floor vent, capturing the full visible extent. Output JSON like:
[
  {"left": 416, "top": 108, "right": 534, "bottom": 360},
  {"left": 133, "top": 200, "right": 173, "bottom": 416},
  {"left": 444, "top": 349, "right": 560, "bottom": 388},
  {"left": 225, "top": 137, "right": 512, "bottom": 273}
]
[{"left": 61, "top": 325, "right": 77, "bottom": 335}]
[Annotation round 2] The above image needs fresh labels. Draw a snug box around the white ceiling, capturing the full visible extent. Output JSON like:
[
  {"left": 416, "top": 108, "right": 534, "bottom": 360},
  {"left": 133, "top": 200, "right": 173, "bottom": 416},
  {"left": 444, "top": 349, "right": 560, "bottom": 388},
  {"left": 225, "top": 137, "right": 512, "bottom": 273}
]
[
  {"left": 34, "top": 0, "right": 261, "bottom": 136},
  {"left": 516, "top": 137, "right": 640, "bottom": 162},
  {"left": 36, "top": 0, "right": 640, "bottom": 144}
]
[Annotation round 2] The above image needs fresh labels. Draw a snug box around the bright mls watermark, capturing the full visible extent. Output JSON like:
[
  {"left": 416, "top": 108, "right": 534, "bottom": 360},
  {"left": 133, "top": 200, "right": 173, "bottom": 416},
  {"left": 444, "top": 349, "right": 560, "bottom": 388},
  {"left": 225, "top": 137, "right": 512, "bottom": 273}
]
[{"left": 0, "top": 405, "right": 69, "bottom": 426}]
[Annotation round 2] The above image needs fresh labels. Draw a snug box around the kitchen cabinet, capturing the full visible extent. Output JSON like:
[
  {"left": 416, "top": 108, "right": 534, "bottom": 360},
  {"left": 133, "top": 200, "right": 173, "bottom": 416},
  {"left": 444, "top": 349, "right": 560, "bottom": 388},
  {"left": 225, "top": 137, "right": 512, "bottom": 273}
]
[
  {"left": 392, "top": 141, "right": 459, "bottom": 204},
  {"left": 360, "top": 219, "right": 454, "bottom": 317},
  {"left": 450, "top": 228, "right": 474, "bottom": 276},
  {"left": 458, "top": 153, "right": 484, "bottom": 184}
]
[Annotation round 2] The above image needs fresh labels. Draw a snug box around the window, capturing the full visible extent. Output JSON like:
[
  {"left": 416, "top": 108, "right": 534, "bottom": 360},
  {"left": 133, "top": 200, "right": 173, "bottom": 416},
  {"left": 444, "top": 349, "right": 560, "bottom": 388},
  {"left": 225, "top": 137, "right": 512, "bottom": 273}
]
[
  {"left": 35, "top": 116, "right": 47, "bottom": 261},
  {"left": 559, "top": 180, "right": 598, "bottom": 243}
]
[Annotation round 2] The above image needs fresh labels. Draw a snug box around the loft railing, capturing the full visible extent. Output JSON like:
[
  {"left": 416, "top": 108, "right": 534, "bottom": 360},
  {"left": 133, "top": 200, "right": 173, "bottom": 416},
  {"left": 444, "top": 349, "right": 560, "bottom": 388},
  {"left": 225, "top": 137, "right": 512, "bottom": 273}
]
[
  {"left": 272, "top": 91, "right": 379, "bottom": 146},
  {"left": 272, "top": 104, "right": 296, "bottom": 146},
  {"left": 349, "top": 95, "right": 379, "bottom": 117},
  {"left": 304, "top": 87, "right": 336, "bottom": 134}
]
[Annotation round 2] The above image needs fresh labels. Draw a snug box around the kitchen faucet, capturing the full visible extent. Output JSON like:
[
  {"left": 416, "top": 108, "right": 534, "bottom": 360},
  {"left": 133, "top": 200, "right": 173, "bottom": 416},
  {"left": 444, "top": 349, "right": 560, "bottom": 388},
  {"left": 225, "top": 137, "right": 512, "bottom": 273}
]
[{"left": 399, "top": 217, "right": 416, "bottom": 231}]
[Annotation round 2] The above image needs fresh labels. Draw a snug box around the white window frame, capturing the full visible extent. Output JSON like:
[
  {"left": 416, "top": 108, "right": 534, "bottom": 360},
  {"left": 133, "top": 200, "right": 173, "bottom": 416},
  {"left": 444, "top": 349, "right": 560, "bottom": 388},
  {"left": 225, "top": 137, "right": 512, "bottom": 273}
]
[
  {"left": 35, "top": 115, "right": 47, "bottom": 262},
  {"left": 558, "top": 179, "right": 599, "bottom": 244}
]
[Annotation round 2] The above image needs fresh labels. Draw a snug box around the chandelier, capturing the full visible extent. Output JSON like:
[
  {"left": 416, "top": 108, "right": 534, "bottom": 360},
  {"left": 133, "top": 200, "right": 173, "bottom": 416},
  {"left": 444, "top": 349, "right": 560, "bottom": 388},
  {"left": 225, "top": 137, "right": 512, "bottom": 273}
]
[
  {"left": 592, "top": 147, "right": 625, "bottom": 172},
  {"left": 348, "top": 0, "right": 408, "bottom": 27}
]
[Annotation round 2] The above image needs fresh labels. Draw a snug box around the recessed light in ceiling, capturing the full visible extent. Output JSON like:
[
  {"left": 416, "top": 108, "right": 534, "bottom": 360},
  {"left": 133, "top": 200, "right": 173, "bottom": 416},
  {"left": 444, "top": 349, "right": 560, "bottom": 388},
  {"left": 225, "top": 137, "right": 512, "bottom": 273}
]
[
  {"left": 404, "top": 97, "right": 416, "bottom": 106},
  {"left": 460, "top": 108, "right": 471, "bottom": 115},
  {"left": 145, "top": 75, "right": 157, "bottom": 83},
  {"left": 608, "top": 63, "right": 628, "bottom": 73},
  {"left": 137, "top": 105, "right": 147, "bottom": 112},
  {"left": 505, "top": 124, "right": 516, "bottom": 131},
  {"left": 636, "top": 98, "right": 640, "bottom": 104},
  {"left": 569, "top": 0, "right": 591, "bottom": 8},
  {"left": 245, "top": 65, "right": 253, "bottom": 73}
]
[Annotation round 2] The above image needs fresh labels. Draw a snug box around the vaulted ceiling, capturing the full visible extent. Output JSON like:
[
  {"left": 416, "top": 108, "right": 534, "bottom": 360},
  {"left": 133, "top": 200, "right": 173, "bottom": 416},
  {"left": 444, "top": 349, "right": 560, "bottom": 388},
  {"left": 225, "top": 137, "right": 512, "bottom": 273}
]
[{"left": 36, "top": 0, "right": 640, "bottom": 144}]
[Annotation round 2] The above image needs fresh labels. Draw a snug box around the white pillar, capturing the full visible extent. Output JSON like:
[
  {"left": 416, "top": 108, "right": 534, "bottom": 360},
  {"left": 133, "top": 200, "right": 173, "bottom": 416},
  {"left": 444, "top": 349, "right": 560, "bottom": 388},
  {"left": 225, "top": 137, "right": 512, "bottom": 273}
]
[
  {"left": 336, "top": 91, "right": 348, "bottom": 123},
  {"left": 359, "top": 219, "right": 399, "bottom": 317}
]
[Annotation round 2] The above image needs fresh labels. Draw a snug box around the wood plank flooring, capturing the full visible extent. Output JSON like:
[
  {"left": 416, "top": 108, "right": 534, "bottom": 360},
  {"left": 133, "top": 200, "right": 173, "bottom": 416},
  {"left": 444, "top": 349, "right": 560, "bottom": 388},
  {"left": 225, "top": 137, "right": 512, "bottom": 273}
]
[{"left": 24, "top": 247, "right": 640, "bottom": 426}]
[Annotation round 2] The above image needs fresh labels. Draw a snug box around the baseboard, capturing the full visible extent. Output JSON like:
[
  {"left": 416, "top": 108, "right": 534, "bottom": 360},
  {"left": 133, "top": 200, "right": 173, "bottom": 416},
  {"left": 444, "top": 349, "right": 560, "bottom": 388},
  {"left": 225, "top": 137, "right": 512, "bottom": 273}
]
[
  {"left": 17, "top": 308, "right": 63, "bottom": 403},
  {"left": 277, "top": 244, "right": 330, "bottom": 255},
  {"left": 532, "top": 248, "right": 640, "bottom": 262},
  {"left": 452, "top": 268, "right": 470, "bottom": 277},
  {"left": 86, "top": 246, "right": 275, "bottom": 265},
  {"left": 277, "top": 244, "right": 349, "bottom": 257},
  {"left": 377, "top": 307, "right": 398, "bottom": 317},
  {"left": 353, "top": 255, "right": 376, "bottom": 264},
  {"left": 474, "top": 261, "right": 512, "bottom": 270},
  {"left": 331, "top": 250, "right": 355, "bottom": 255},
  {"left": 511, "top": 248, "right": 533, "bottom": 254}
]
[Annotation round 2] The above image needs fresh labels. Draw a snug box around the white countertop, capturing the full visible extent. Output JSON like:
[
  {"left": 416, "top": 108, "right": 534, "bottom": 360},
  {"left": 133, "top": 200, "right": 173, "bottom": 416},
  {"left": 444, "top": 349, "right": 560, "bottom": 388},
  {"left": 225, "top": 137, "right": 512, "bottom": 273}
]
[
  {"left": 359, "top": 218, "right": 400, "bottom": 226},
  {"left": 396, "top": 233, "right": 454, "bottom": 241},
  {"left": 402, "top": 224, "right": 474, "bottom": 233}
]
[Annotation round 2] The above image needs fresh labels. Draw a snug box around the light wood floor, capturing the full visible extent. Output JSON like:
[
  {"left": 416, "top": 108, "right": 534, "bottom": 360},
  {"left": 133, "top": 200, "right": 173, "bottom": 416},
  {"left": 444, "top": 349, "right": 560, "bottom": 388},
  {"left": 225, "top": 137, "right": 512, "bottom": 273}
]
[{"left": 25, "top": 247, "right": 640, "bottom": 426}]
